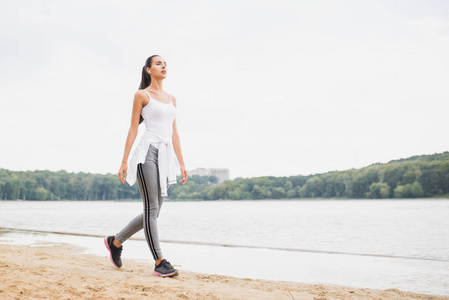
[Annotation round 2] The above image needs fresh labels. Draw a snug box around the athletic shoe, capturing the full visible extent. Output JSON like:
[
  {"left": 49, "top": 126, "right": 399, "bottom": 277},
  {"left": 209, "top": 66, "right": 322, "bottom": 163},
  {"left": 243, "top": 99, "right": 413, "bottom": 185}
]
[
  {"left": 153, "top": 259, "right": 179, "bottom": 277},
  {"left": 104, "top": 236, "right": 123, "bottom": 268}
]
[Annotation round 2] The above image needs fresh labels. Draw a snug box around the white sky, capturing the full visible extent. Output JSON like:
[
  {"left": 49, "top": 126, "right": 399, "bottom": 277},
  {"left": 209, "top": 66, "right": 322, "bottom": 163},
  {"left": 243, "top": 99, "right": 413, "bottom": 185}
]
[{"left": 1, "top": 0, "right": 449, "bottom": 179}]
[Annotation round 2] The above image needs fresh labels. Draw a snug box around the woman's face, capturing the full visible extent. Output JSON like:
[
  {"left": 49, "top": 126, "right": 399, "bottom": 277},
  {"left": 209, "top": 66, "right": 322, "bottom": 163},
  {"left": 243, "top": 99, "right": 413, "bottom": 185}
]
[{"left": 148, "top": 56, "right": 167, "bottom": 78}]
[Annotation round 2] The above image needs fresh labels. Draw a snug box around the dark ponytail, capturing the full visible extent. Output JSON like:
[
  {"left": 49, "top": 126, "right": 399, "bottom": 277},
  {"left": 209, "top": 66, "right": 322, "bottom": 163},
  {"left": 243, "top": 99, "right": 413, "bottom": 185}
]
[{"left": 138, "top": 55, "right": 160, "bottom": 124}]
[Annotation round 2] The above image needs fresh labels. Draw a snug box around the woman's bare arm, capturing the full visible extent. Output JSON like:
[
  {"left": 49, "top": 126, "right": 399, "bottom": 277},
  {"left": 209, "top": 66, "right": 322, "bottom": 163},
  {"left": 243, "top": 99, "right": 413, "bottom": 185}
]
[
  {"left": 118, "top": 91, "right": 145, "bottom": 183},
  {"left": 171, "top": 94, "right": 188, "bottom": 184}
]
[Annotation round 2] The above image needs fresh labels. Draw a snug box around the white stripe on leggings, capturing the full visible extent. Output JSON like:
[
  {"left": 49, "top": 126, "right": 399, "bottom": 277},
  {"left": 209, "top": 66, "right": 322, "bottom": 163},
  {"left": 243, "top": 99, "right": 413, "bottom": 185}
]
[{"left": 137, "top": 164, "right": 159, "bottom": 260}]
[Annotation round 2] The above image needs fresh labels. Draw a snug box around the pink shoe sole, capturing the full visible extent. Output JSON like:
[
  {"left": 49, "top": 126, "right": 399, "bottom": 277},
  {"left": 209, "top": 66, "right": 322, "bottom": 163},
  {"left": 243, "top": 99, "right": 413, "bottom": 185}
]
[
  {"left": 153, "top": 271, "right": 179, "bottom": 277},
  {"left": 104, "top": 236, "right": 120, "bottom": 268}
]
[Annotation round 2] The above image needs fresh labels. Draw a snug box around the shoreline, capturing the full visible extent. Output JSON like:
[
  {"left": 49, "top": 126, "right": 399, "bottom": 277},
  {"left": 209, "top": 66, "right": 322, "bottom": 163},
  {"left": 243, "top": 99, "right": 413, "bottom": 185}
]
[
  {"left": 2, "top": 227, "right": 445, "bottom": 263},
  {"left": 0, "top": 243, "right": 447, "bottom": 299},
  {"left": 2, "top": 197, "right": 449, "bottom": 202}
]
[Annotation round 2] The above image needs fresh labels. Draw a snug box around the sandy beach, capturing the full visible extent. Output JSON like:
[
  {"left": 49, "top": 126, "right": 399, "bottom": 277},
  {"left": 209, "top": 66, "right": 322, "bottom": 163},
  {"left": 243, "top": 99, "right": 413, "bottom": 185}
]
[{"left": 0, "top": 243, "right": 447, "bottom": 299}]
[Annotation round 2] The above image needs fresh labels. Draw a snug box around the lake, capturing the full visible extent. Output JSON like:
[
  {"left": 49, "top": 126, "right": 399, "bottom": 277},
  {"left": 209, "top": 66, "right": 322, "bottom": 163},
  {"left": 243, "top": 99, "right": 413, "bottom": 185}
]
[{"left": 0, "top": 199, "right": 448, "bottom": 296}]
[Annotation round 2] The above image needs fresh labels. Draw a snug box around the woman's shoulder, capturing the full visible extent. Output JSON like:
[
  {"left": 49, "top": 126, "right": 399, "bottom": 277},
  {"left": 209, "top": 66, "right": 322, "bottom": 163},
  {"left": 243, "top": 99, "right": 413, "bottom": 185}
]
[
  {"left": 135, "top": 89, "right": 148, "bottom": 97},
  {"left": 169, "top": 93, "right": 177, "bottom": 107},
  {"left": 133, "top": 89, "right": 149, "bottom": 107}
]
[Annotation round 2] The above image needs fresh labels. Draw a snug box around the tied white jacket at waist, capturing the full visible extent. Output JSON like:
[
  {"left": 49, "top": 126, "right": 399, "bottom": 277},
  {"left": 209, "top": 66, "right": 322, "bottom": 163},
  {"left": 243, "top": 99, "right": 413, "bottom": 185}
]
[{"left": 126, "top": 130, "right": 180, "bottom": 197}]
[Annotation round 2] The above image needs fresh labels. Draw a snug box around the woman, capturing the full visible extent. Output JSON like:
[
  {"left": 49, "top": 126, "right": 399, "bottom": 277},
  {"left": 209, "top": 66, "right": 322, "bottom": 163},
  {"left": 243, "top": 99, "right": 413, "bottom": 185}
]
[{"left": 104, "top": 55, "right": 188, "bottom": 277}]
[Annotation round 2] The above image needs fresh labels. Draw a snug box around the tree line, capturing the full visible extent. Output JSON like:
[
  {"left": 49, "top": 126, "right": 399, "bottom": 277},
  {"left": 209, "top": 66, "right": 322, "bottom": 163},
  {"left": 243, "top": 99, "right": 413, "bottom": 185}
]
[
  {"left": 191, "top": 152, "right": 449, "bottom": 200},
  {"left": 1, "top": 152, "right": 448, "bottom": 201}
]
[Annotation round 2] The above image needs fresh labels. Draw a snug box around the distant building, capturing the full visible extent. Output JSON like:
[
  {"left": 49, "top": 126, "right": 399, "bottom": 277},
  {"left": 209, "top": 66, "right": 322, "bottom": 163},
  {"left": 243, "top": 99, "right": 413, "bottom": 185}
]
[{"left": 189, "top": 168, "right": 230, "bottom": 184}]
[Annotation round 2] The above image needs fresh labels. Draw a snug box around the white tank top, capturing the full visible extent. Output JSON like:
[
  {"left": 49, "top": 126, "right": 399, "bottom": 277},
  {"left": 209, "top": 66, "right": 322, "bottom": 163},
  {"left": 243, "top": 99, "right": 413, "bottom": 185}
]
[
  {"left": 141, "top": 90, "right": 177, "bottom": 142},
  {"left": 126, "top": 90, "right": 180, "bottom": 197}
]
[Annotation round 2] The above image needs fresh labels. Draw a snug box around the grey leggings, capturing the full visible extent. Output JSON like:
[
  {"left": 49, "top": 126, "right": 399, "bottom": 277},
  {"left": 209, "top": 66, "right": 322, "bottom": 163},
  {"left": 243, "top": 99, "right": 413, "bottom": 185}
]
[{"left": 115, "top": 144, "right": 164, "bottom": 260}]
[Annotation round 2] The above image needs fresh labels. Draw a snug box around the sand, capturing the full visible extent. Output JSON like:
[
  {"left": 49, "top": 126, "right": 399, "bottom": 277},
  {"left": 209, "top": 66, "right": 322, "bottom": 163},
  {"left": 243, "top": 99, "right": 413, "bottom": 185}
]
[{"left": 0, "top": 243, "right": 447, "bottom": 300}]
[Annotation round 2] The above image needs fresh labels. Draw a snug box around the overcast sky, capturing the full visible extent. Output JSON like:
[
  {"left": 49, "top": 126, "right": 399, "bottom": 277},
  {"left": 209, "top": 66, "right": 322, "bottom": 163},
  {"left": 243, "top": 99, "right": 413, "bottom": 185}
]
[{"left": 1, "top": 0, "right": 448, "bottom": 180}]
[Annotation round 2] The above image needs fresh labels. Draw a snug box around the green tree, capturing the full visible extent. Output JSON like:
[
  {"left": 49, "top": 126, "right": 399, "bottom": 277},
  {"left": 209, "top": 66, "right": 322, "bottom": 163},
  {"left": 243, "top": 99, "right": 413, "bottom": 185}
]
[
  {"left": 366, "top": 182, "right": 391, "bottom": 199},
  {"left": 286, "top": 189, "right": 297, "bottom": 198},
  {"left": 252, "top": 185, "right": 263, "bottom": 199},
  {"left": 229, "top": 187, "right": 242, "bottom": 199},
  {"left": 394, "top": 182, "right": 424, "bottom": 198},
  {"left": 272, "top": 187, "right": 285, "bottom": 198}
]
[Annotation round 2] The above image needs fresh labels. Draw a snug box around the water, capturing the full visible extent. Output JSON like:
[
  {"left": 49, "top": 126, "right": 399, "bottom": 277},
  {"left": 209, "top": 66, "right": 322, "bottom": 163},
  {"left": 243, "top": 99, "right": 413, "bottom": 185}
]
[{"left": 0, "top": 199, "right": 448, "bottom": 296}]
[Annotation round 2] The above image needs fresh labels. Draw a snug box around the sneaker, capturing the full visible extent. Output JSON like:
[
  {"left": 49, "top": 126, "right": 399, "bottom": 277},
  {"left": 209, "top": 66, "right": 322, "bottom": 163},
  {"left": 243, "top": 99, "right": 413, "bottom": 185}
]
[
  {"left": 104, "top": 236, "right": 123, "bottom": 268},
  {"left": 153, "top": 259, "right": 179, "bottom": 277}
]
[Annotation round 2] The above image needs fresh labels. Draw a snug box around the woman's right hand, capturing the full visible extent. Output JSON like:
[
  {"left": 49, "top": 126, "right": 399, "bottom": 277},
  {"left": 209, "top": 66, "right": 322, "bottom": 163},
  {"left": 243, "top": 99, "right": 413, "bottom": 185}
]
[{"left": 118, "top": 162, "right": 128, "bottom": 184}]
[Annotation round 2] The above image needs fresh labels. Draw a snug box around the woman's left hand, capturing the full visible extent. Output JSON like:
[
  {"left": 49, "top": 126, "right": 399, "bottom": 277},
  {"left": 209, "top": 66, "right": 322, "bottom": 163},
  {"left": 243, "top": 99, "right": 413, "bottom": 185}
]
[{"left": 179, "top": 166, "right": 188, "bottom": 184}]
